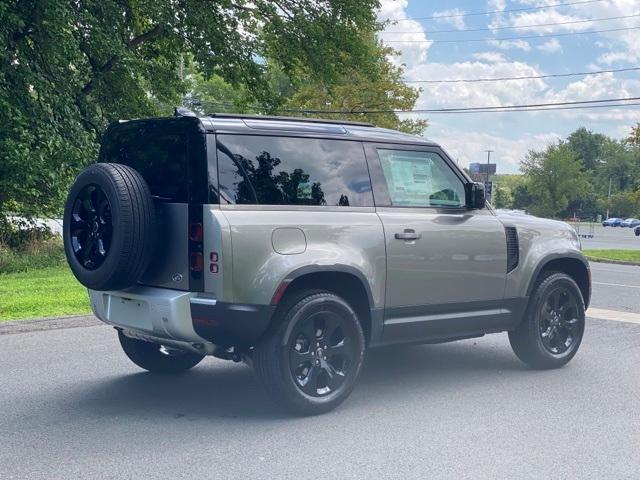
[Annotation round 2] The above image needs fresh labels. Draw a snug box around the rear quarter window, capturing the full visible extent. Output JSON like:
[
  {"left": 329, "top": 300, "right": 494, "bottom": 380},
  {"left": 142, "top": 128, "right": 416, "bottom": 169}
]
[
  {"left": 216, "top": 135, "right": 373, "bottom": 207},
  {"left": 100, "top": 125, "right": 189, "bottom": 203}
]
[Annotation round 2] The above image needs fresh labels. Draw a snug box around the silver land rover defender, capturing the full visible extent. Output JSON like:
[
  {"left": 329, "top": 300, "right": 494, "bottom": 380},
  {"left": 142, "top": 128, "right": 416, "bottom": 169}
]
[{"left": 63, "top": 113, "right": 590, "bottom": 415}]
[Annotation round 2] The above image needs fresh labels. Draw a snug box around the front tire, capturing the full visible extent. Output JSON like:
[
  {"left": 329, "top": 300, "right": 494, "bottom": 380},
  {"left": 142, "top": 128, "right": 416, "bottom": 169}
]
[
  {"left": 253, "top": 291, "right": 366, "bottom": 415},
  {"left": 118, "top": 331, "right": 204, "bottom": 373},
  {"left": 509, "top": 272, "right": 585, "bottom": 369}
]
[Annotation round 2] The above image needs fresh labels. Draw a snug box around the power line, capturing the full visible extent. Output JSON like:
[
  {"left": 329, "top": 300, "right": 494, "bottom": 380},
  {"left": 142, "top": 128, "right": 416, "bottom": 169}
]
[
  {"left": 404, "top": 66, "right": 640, "bottom": 84},
  {"left": 393, "top": 0, "right": 607, "bottom": 22},
  {"left": 423, "top": 102, "right": 640, "bottom": 114},
  {"left": 383, "top": 25, "right": 640, "bottom": 43},
  {"left": 204, "top": 101, "right": 640, "bottom": 115},
  {"left": 384, "top": 13, "right": 640, "bottom": 34},
  {"left": 283, "top": 96, "right": 640, "bottom": 114}
]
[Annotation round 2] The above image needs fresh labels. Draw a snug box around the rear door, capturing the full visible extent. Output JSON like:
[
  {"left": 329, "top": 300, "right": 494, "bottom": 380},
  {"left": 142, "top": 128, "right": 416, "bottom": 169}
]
[
  {"left": 100, "top": 119, "right": 208, "bottom": 291},
  {"left": 365, "top": 144, "right": 509, "bottom": 342}
]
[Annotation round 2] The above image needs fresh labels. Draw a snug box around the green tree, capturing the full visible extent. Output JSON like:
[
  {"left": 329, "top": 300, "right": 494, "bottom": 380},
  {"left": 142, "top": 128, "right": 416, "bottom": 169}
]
[
  {"left": 186, "top": 41, "right": 427, "bottom": 135},
  {"left": 1, "top": 0, "right": 381, "bottom": 220},
  {"left": 626, "top": 123, "right": 640, "bottom": 148},
  {"left": 598, "top": 190, "right": 640, "bottom": 218},
  {"left": 520, "top": 143, "right": 588, "bottom": 218},
  {"left": 283, "top": 42, "right": 427, "bottom": 134},
  {"left": 492, "top": 183, "right": 510, "bottom": 209},
  {"left": 511, "top": 182, "right": 533, "bottom": 211},
  {"left": 567, "top": 127, "right": 607, "bottom": 171}
]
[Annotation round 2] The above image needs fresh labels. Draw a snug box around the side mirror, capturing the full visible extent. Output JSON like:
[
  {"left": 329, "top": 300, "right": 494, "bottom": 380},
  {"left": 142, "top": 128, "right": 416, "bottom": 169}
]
[{"left": 465, "top": 182, "right": 486, "bottom": 209}]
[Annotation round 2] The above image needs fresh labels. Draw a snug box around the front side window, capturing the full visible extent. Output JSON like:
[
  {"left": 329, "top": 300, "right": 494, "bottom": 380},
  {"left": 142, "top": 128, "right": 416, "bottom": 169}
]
[
  {"left": 216, "top": 135, "right": 373, "bottom": 207},
  {"left": 377, "top": 149, "right": 465, "bottom": 208}
]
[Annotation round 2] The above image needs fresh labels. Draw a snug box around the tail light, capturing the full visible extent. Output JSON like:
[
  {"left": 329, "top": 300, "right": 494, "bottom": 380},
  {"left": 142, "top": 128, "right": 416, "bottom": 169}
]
[
  {"left": 190, "top": 252, "right": 203, "bottom": 272},
  {"left": 189, "top": 222, "right": 203, "bottom": 242}
]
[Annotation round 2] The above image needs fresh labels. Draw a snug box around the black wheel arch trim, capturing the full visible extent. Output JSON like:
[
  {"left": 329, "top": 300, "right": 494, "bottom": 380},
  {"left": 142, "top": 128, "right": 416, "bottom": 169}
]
[
  {"left": 526, "top": 252, "right": 591, "bottom": 308},
  {"left": 279, "top": 264, "right": 376, "bottom": 309},
  {"left": 275, "top": 265, "right": 381, "bottom": 345}
]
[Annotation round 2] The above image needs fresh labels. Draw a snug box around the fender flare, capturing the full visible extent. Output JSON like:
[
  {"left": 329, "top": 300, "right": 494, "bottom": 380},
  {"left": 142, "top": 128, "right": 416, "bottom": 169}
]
[{"left": 525, "top": 252, "right": 591, "bottom": 307}]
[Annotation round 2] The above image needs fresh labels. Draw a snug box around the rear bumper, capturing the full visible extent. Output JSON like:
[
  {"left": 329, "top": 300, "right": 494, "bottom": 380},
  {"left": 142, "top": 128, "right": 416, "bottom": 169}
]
[{"left": 88, "top": 286, "right": 274, "bottom": 353}]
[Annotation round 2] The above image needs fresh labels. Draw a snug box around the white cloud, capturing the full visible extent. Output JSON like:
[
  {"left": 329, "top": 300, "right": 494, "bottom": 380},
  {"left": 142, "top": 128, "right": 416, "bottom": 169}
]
[
  {"left": 473, "top": 51, "right": 508, "bottom": 63},
  {"left": 597, "top": 51, "right": 635, "bottom": 65},
  {"left": 488, "top": 39, "right": 532, "bottom": 51},
  {"left": 406, "top": 59, "right": 548, "bottom": 109},
  {"left": 378, "top": 0, "right": 431, "bottom": 68},
  {"left": 488, "top": 0, "right": 507, "bottom": 12},
  {"left": 537, "top": 38, "right": 562, "bottom": 53},
  {"left": 433, "top": 8, "right": 466, "bottom": 30},
  {"left": 425, "top": 126, "right": 562, "bottom": 173}
]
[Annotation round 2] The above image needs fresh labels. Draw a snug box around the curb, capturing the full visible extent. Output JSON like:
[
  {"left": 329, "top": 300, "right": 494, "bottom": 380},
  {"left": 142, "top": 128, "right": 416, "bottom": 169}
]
[
  {"left": 0, "top": 314, "right": 101, "bottom": 335},
  {"left": 586, "top": 256, "right": 640, "bottom": 267}
]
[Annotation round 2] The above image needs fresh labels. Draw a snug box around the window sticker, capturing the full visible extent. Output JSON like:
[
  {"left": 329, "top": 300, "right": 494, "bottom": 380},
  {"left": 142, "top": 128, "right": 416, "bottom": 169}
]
[{"left": 377, "top": 149, "right": 464, "bottom": 208}]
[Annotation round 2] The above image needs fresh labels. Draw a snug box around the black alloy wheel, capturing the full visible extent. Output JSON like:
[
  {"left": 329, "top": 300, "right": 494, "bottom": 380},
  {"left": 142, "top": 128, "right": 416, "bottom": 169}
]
[
  {"left": 289, "top": 310, "right": 354, "bottom": 397},
  {"left": 253, "top": 291, "right": 366, "bottom": 415},
  {"left": 70, "top": 184, "right": 113, "bottom": 270},
  {"left": 63, "top": 163, "right": 155, "bottom": 291},
  {"left": 538, "top": 286, "right": 581, "bottom": 355},
  {"left": 509, "top": 271, "right": 585, "bottom": 369}
]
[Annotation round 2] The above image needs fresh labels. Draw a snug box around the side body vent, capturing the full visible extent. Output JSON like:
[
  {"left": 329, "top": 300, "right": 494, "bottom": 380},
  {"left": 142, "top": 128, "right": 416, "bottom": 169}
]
[{"left": 505, "top": 226, "right": 519, "bottom": 273}]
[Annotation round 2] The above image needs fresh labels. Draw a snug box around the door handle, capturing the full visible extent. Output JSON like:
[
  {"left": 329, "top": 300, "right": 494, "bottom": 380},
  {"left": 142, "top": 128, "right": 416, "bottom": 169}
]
[{"left": 395, "top": 229, "right": 421, "bottom": 241}]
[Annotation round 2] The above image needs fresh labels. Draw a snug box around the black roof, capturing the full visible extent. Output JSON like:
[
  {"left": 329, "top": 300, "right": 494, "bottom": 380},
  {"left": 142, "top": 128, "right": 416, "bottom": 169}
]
[{"left": 114, "top": 112, "right": 438, "bottom": 147}]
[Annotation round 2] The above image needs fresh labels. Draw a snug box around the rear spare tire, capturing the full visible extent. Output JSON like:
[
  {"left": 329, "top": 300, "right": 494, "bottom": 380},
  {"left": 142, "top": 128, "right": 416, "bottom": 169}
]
[{"left": 63, "top": 162, "right": 155, "bottom": 290}]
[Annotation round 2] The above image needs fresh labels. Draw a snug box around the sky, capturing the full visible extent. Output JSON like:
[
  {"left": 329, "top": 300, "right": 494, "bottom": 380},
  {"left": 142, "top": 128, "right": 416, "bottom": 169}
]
[{"left": 377, "top": 0, "right": 640, "bottom": 173}]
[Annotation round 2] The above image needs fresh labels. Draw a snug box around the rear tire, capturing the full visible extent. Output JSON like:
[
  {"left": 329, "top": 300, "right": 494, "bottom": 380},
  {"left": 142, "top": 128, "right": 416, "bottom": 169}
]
[
  {"left": 63, "top": 163, "right": 155, "bottom": 291},
  {"left": 253, "top": 290, "right": 366, "bottom": 416},
  {"left": 118, "top": 331, "right": 204, "bottom": 374},
  {"left": 509, "top": 272, "right": 585, "bottom": 369}
]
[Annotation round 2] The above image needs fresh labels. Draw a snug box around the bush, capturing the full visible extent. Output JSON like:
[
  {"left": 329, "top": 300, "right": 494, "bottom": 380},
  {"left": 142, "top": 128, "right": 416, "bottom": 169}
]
[
  {"left": 0, "top": 219, "right": 66, "bottom": 274},
  {"left": 0, "top": 216, "right": 56, "bottom": 250}
]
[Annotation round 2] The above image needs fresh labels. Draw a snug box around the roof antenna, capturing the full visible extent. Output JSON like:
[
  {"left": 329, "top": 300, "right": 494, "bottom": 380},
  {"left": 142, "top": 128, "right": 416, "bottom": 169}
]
[{"left": 174, "top": 107, "right": 197, "bottom": 117}]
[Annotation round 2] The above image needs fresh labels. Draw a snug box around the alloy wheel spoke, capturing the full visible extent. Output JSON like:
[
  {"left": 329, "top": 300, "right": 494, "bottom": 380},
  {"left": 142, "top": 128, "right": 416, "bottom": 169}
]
[
  {"left": 325, "top": 364, "right": 346, "bottom": 391},
  {"left": 316, "top": 313, "right": 339, "bottom": 340},
  {"left": 97, "top": 239, "right": 107, "bottom": 257},
  {"left": 290, "top": 347, "right": 313, "bottom": 368},
  {"left": 328, "top": 338, "right": 353, "bottom": 365},
  {"left": 300, "top": 366, "right": 320, "bottom": 395}
]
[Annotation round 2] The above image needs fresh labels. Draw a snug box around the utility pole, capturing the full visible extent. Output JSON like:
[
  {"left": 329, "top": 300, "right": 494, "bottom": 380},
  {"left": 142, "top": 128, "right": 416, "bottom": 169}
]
[
  {"left": 485, "top": 150, "right": 493, "bottom": 184},
  {"left": 606, "top": 176, "right": 612, "bottom": 219}
]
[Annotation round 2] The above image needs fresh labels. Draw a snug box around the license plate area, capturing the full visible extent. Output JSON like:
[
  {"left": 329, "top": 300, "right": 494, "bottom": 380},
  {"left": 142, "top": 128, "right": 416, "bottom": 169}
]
[{"left": 107, "top": 295, "right": 153, "bottom": 331}]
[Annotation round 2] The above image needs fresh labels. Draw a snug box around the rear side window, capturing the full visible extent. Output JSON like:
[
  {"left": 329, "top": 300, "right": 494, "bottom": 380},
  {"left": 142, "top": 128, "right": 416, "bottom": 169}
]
[
  {"left": 216, "top": 135, "right": 373, "bottom": 207},
  {"left": 101, "top": 126, "right": 189, "bottom": 202}
]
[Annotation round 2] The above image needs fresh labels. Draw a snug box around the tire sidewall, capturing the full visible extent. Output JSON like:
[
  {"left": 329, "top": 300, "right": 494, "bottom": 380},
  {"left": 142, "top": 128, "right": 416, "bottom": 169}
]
[
  {"left": 530, "top": 273, "right": 586, "bottom": 362},
  {"left": 64, "top": 165, "right": 130, "bottom": 290},
  {"left": 276, "top": 294, "right": 365, "bottom": 411}
]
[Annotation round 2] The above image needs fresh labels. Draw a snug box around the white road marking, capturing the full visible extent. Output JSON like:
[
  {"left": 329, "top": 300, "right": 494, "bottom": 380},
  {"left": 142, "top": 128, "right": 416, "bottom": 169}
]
[
  {"left": 587, "top": 308, "right": 640, "bottom": 324},
  {"left": 594, "top": 281, "right": 640, "bottom": 289}
]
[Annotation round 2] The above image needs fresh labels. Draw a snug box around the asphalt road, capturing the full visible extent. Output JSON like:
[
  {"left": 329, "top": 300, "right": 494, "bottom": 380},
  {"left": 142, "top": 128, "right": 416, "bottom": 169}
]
[
  {"left": 579, "top": 224, "right": 640, "bottom": 250},
  {"left": 1, "top": 263, "right": 639, "bottom": 480}
]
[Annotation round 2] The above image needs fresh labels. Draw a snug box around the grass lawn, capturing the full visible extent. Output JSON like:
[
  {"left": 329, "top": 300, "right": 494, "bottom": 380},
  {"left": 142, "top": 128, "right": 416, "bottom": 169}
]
[
  {"left": 583, "top": 249, "right": 640, "bottom": 264},
  {"left": 0, "top": 265, "right": 90, "bottom": 322}
]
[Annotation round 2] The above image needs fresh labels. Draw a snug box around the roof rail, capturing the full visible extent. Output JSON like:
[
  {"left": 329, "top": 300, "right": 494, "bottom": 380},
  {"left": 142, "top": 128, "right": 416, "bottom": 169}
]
[{"left": 206, "top": 113, "right": 375, "bottom": 127}]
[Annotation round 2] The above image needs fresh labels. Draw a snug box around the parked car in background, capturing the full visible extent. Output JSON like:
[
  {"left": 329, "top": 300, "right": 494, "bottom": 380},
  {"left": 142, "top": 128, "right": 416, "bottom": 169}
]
[
  {"left": 635, "top": 225, "right": 640, "bottom": 236},
  {"left": 602, "top": 217, "right": 623, "bottom": 227},
  {"left": 621, "top": 218, "right": 640, "bottom": 228}
]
